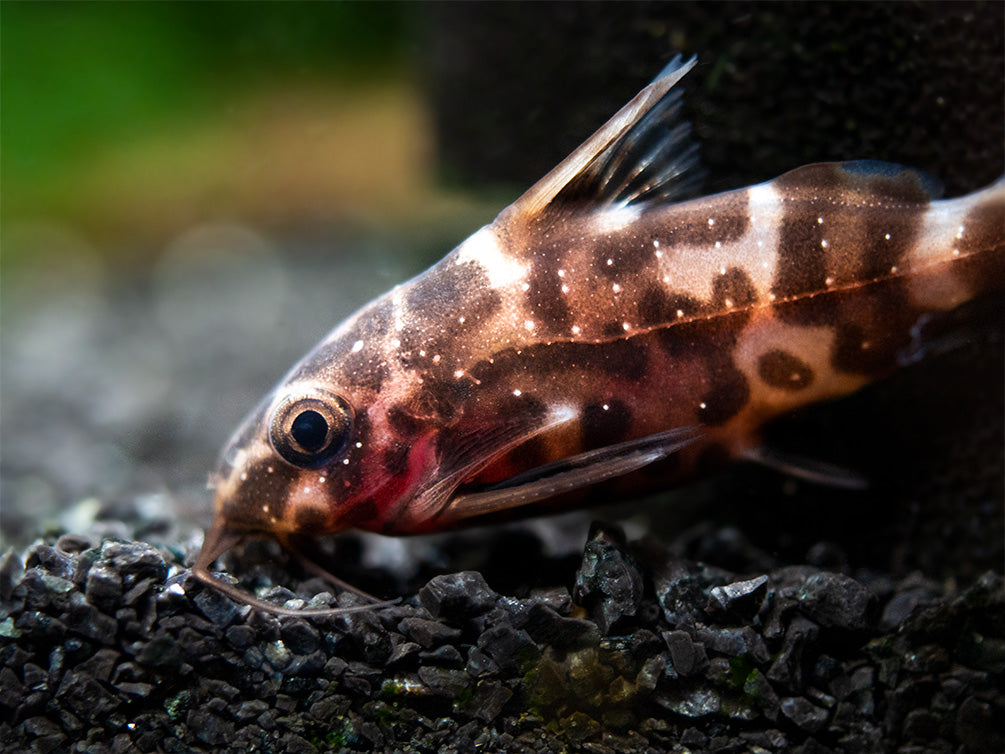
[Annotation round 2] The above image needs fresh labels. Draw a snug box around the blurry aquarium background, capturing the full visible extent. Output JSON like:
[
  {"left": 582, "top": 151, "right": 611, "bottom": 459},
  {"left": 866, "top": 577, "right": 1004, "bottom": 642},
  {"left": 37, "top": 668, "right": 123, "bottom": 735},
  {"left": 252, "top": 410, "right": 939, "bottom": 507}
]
[{"left": 2, "top": 2, "right": 1001, "bottom": 580}]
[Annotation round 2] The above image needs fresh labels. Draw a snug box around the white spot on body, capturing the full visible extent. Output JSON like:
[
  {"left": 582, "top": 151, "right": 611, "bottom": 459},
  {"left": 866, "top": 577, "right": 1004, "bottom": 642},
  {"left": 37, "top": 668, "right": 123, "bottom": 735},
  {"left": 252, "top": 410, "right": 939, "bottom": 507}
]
[
  {"left": 571, "top": 325, "right": 582, "bottom": 335},
  {"left": 351, "top": 340, "right": 364, "bottom": 353},
  {"left": 390, "top": 338, "right": 401, "bottom": 348},
  {"left": 820, "top": 239, "right": 829, "bottom": 248},
  {"left": 707, "top": 218, "right": 715, "bottom": 227},
  {"left": 524, "top": 319, "right": 536, "bottom": 332},
  {"left": 594, "top": 205, "right": 642, "bottom": 234},
  {"left": 622, "top": 322, "right": 631, "bottom": 331},
  {"left": 513, "top": 389, "right": 522, "bottom": 397},
  {"left": 561, "top": 284, "right": 570, "bottom": 294},
  {"left": 612, "top": 283, "right": 622, "bottom": 294},
  {"left": 454, "top": 369, "right": 464, "bottom": 379},
  {"left": 884, "top": 233, "right": 891, "bottom": 240}
]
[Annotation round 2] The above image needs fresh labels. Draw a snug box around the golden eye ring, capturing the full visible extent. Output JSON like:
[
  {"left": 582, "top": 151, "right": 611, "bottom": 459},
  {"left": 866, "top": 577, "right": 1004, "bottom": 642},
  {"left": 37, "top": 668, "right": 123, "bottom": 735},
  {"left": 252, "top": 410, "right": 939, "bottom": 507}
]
[{"left": 268, "top": 389, "right": 353, "bottom": 468}]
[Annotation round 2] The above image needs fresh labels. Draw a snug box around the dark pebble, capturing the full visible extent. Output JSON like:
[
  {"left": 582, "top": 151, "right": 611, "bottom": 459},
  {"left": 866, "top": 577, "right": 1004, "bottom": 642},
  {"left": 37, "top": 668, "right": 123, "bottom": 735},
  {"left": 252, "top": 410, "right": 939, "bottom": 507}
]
[
  {"left": 0, "top": 548, "right": 25, "bottom": 601},
  {"left": 465, "top": 646, "right": 499, "bottom": 677},
  {"left": 418, "top": 571, "right": 498, "bottom": 622},
  {"left": 55, "top": 670, "right": 122, "bottom": 719},
  {"left": 663, "top": 630, "right": 708, "bottom": 678},
  {"left": 399, "top": 616, "right": 463, "bottom": 648},
  {"left": 523, "top": 602, "right": 600, "bottom": 650},
  {"left": 387, "top": 640, "right": 422, "bottom": 666},
  {"left": 420, "top": 644, "right": 465, "bottom": 667},
  {"left": 706, "top": 574, "right": 769, "bottom": 619},
  {"left": 77, "top": 648, "right": 119, "bottom": 683},
  {"left": 694, "top": 625, "right": 770, "bottom": 663},
  {"left": 280, "top": 619, "right": 321, "bottom": 655},
  {"left": 85, "top": 564, "right": 124, "bottom": 608},
  {"left": 781, "top": 696, "right": 829, "bottom": 732},
  {"left": 573, "top": 522, "right": 643, "bottom": 634},
  {"left": 795, "top": 571, "right": 874, "bottom": 631},
  {"left": 476, "top": 624, "right": 540, "bottom": 673}
]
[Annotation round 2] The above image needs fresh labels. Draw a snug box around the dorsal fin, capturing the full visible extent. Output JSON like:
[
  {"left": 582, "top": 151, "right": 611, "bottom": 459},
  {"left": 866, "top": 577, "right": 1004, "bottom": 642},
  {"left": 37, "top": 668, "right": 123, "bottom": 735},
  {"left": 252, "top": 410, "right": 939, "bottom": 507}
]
[{"left": 504, "top": 55, "right": 703, "bottom": 221}]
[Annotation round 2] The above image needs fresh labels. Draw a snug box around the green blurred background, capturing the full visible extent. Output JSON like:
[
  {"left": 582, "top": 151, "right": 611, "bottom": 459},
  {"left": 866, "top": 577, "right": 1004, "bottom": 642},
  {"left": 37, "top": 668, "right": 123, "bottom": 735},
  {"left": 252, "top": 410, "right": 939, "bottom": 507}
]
[{"left": 2, "top": 2, "right": 447, "bottom": 255}]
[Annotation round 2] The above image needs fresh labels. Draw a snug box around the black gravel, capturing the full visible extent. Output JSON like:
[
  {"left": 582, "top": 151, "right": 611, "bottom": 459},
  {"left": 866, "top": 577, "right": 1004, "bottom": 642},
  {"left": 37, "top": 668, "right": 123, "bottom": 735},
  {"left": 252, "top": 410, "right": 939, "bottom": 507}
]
[{"left": 2, "top": 522, "right": 1003, "bottom": 754}]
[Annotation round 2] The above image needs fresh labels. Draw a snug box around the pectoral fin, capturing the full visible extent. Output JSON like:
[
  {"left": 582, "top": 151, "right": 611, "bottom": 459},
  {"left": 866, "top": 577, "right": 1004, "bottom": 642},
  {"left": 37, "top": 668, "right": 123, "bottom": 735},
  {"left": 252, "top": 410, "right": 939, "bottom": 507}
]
[{"left": 437, "top": 425, "right": 703, "bottom": 524}]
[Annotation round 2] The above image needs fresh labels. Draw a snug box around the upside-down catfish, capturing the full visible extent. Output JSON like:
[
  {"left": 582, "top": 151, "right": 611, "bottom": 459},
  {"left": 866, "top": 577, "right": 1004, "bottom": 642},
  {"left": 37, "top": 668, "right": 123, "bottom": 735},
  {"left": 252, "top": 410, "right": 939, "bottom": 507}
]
[{"left": 194, "top": 56, "right": 1004, "bottom": 615}]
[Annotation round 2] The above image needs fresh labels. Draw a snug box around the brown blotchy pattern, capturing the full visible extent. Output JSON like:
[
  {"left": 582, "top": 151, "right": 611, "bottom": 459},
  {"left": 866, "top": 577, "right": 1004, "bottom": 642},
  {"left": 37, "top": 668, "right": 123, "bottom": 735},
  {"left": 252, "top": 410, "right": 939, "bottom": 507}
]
[{"left": 758, "top": 349, "right": 815, "bottom": 391}]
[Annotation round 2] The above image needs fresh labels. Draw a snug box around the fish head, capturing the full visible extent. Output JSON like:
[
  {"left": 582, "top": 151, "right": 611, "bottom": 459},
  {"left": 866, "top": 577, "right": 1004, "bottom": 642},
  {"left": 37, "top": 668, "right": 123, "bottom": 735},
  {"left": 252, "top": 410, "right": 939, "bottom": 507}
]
[{"left": 207, "top": 302, "right": 449, "bottom": 546}]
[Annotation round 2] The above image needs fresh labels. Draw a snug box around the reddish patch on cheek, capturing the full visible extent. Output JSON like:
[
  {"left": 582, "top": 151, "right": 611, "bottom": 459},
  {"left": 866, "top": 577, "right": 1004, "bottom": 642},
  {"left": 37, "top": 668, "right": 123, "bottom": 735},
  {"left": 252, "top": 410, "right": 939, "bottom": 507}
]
[{"left": 346, "top": 433, "right": 438, "bottom": 529}]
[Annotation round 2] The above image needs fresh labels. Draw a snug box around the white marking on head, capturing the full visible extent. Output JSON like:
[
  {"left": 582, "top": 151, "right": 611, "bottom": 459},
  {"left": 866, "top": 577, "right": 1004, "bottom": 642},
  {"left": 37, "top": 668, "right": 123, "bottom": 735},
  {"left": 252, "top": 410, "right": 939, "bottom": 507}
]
[{"left": 456, "top": 225, "right": 527, "bottom": 288}]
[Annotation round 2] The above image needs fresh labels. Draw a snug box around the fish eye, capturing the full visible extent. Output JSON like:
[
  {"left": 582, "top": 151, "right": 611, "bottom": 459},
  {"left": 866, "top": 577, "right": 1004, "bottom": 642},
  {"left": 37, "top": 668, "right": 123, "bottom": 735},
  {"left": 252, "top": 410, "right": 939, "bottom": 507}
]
[{"left": 269, "top": 389, "right": 353, "bottom": 468}]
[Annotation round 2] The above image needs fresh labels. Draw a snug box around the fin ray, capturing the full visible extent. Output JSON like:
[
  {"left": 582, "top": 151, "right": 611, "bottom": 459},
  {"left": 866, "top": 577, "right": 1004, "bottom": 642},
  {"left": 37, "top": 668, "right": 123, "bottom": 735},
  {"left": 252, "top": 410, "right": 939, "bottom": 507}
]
[
  {"left": 504, "top": 55, "right": 702, "bottom": 220},
  {"left": 437, "top": 426, "right": 703, "bottom": 523}
]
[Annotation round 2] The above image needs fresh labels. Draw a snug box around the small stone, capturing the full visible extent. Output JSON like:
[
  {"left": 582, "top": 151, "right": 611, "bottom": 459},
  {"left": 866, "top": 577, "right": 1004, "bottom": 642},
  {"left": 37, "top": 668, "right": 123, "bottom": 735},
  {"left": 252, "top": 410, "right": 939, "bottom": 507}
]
[
  {"left": 115, "top": 682, "right": 153, "bottom": 698},
  {"left": 880, "top": 587, "right": 937, "bottom": 630},
  {"left": 573, "top": 522, "right": 642, "bottom": 634},
  {"left": 85, "top": 564, "right": 123, "bottom": 607},
  {"left": 523, "top": 602, "right": 600, "bottom": 650},
  {"left": 418, "top": 571, "right": 498, "bottom": 622},
  {"left": 55, "top": 670, "right": 122, "bottom": 719},
  {"left": 419, "top": 645, "right": 464, "bottom": 667},
  {"left": 780, "top": 696, "right": 829, "bottom": 732},
  {"left": 466, "top": 646, "right": 499, "bottom": 677},
  {"left": 193, "top": 588, "right": 240, "bottom": 626},
  {"left": 398, "top": 616, "right": 463, "bottom": 648},
  {"left": 796, "top": 572, "right": 874, "bottom": 631},
  {"left": 77, "top": 648, "right": 119, "bottom": 683},
  {"left": 955, "top": 695, "right": 1001, "bottom": 752},
  {"left": 476, "top": 624, "right": 540, "bottom": 673},
  {"left": 225, "top": 624, "right": 255, "bottom": 649},
  {"left": 387, "top": 641, "right": 422, "bottom": 666},
  {"left": 663, "top": 630, "right": 708, "bottom": 677},
  {"left": 281, "top": 619, "right": 321, "bottom": 655},
  {"left": 0, "top": 548, "right": 24, "bottom": 601},
  {"left": 417, "top": 666, "right": 470, "bottom": 698},
  {"left": 707, "top": 574, "right": 769, "bottom": 619},
  {"left": 694, "top": 626, "right": 770, "bottom": 663}
]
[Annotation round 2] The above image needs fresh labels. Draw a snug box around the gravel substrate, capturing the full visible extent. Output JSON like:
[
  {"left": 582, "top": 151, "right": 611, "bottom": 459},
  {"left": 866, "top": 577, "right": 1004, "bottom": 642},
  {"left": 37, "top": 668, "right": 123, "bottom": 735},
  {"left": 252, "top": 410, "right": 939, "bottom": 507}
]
[{"left": 2, "top": 517, "right": 1003, "bottom": 754}]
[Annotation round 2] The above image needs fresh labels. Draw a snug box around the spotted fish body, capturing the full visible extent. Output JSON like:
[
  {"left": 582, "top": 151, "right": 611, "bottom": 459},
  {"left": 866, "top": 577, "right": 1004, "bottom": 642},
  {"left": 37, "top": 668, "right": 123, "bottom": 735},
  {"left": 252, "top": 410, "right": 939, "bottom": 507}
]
[{"left": 203, "top": 58, "right": 1004, "bottom": 573}]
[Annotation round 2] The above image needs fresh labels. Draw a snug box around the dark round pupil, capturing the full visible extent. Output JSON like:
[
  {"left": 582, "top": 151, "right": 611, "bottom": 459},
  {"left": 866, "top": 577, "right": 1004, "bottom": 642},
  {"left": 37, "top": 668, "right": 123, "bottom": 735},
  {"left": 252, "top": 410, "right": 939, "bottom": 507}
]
[{"left": 290, "top": 410, "right": 328, "bottom": 452}]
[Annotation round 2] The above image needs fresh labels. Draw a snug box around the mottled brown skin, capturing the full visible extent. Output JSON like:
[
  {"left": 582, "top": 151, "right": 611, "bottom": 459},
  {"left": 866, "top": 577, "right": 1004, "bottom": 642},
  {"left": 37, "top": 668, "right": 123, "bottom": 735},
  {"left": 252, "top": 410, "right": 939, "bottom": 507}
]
[{"left": 202, "top": 60, "right": 1004, "bottom": 602}]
